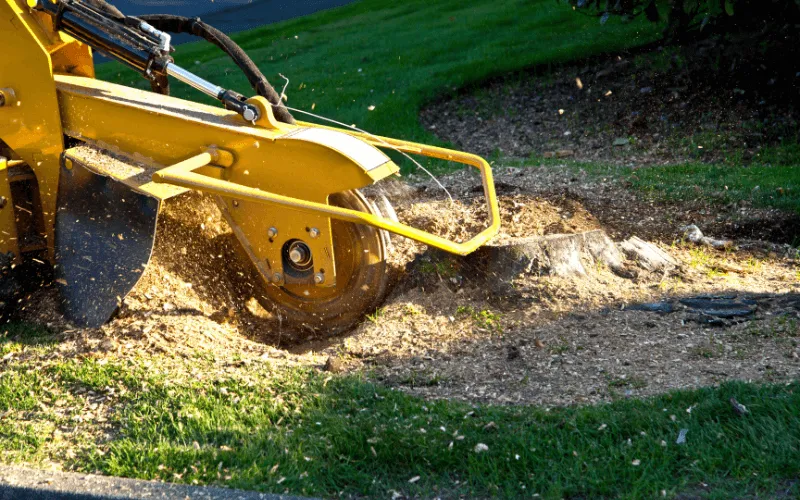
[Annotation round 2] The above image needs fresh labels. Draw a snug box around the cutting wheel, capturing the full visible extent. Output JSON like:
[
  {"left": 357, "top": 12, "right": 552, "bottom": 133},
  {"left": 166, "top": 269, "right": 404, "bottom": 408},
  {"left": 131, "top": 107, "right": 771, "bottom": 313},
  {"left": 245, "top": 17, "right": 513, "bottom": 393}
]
[{"left": 247, "top": 190, "right": 391, "bottom": 336}]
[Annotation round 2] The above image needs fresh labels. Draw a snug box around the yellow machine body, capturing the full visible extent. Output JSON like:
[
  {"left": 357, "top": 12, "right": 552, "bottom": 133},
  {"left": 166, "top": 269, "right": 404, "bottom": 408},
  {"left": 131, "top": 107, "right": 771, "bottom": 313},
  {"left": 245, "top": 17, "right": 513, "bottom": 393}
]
[{"left": 0, "top": 0, "right": 500, "bottom": 330}]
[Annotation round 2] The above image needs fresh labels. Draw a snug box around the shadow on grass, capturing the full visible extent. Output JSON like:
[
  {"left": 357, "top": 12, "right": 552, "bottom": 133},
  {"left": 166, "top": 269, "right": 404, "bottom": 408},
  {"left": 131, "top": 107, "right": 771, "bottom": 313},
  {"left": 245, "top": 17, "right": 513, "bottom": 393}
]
[
  {"left": 64, "top": 363, "right": 800, "bottom": 499},
  {"left": 1, "top": 322, "right": 58, "bottom": 348},
  {"left": 1, "top": 285, "right": 799, "bottom": 497}
]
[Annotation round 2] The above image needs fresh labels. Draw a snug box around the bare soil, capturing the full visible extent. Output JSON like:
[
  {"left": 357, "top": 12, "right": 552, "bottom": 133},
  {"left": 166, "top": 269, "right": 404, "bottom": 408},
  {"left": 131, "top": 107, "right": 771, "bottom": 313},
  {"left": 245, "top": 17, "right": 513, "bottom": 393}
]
[
  {"left": 13, "top": 162, "right": 800, "bottom": 407},
  {"left": 420, "top": 33, "right": 800, "bottom": 165}
]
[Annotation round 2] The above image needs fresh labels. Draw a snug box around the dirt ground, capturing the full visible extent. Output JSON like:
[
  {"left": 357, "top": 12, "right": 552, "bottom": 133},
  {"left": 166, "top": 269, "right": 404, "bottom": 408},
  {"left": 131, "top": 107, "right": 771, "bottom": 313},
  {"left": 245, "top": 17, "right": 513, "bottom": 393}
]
[
  {"left": 14, "top": 158, "right": 800, "bottom": 407},
  {"left": 420, "top": 32, "right": 800, "bottom": 166}
]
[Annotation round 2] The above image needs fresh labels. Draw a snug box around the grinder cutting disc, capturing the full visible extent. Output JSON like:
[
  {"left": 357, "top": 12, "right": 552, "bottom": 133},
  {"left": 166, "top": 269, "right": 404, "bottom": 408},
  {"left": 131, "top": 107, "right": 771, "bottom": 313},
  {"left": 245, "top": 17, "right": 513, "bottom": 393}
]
[{"left": 235, "top": 190, "right": 391, "bottom": 336}]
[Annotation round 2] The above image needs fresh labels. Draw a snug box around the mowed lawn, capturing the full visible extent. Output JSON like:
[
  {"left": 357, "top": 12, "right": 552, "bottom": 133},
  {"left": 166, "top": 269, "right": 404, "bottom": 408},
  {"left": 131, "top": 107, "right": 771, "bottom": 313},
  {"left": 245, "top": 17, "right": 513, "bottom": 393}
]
[
  {"left": 1, "top": 334, "right": 800, "bottom": 498},
  {"left": 96, "top": 0, "right": 662, "bottom": 155},
  {"left": 96, "top": 0, "right": 800, "bottom": 210}
]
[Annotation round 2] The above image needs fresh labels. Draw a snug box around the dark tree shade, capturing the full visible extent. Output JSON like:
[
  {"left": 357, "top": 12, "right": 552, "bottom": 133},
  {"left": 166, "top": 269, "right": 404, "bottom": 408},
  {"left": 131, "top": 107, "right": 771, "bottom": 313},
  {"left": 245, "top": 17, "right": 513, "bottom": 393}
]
[{"left": 565, "top": 0, "right": 800, "bottom": 39}]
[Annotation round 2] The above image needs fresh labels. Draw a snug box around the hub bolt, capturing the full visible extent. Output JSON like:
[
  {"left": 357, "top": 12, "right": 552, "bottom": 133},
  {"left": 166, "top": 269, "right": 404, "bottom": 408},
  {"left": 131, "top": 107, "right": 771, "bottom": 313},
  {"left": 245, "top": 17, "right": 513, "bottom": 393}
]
[
  {"left": 313, "top": 272, "right": 325, "bottom": 285},
  {"left": 267, "top": 227, "right": 278, "bottom": 238},
  {"left": 286, "top": 241, "right": 312, "bottom": 269},
  {"left": 289, "top": 248, "right": 302, "bottom": 263},
  {"left": 308, "top": 227, "right": 320, "bottom": 239}
]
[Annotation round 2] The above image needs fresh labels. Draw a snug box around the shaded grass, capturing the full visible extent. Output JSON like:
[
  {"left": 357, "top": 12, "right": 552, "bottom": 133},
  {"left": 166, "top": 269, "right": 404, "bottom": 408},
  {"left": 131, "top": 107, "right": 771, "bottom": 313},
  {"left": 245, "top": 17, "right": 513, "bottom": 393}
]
[
  {"left": 92, "top": 0, "right": 798, "bottom": 210},
  {"left": 527, "top": 144, "right": 800, "bottom": 215},
  {"left": 629, "top": 161, "right": 800, "bottom": 214},
  {"left": 0, "top": 328, "right": 799, "bottom": 498},
  {"left": 95, "top": 0, "right": 662, "bottom": 173}
]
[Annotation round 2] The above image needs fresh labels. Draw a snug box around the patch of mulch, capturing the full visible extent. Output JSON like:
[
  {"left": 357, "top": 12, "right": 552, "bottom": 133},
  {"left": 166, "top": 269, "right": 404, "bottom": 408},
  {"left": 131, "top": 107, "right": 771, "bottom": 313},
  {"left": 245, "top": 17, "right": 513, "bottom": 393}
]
[
  {"left": 420, "top": 30, "right": 800, "bottom": 165},
  {"left": 11, "top": 162, "right": 800, "bottom": 408}
]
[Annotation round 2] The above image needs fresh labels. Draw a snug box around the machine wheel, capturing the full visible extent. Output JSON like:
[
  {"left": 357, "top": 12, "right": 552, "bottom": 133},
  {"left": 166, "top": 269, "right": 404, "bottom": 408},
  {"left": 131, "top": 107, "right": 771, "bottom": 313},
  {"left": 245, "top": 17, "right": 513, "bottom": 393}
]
[{"left": 249, "top": 190, "right": 391, "bottom": 336}]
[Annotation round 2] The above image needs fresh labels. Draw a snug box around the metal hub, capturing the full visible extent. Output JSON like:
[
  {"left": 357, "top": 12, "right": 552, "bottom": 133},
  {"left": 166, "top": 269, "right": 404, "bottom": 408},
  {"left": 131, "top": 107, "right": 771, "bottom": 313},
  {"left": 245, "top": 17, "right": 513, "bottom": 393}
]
[
  {"left": 284, "top": 239, "right": 313, "bottom": 272},
  {"left": 244, "top": 190, "right": 391, "bottom": 336}
]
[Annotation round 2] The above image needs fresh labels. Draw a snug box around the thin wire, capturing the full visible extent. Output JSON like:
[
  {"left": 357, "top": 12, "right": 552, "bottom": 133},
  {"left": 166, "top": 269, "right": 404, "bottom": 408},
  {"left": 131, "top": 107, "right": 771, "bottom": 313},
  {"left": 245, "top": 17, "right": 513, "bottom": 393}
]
[
  {"left": 278, "top": 73, "right": 290, "bottom": 101},
  {"left": 277, "top": 75, "right": 453, "bottom": 202}
]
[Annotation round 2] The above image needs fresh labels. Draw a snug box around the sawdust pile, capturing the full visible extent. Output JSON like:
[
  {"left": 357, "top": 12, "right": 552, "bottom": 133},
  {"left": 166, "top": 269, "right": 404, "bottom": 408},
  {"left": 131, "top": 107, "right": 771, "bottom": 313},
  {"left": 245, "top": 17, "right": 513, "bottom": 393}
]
[
  {"left": 10, "top": 164, "right": 800, "bottom": 408},
  {"left": 19, "top": 193, "right": 284, "bottom": 360},
  {"left": 16, "top": 178, "right": 606, "bottom": 361}
]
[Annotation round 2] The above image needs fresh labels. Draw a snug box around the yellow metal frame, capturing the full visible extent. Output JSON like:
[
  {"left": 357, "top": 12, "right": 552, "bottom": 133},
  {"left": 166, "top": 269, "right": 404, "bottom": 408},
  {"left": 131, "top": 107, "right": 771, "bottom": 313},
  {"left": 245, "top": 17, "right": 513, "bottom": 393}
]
[
  {"left": 152, "top": 138, "right": 500, "bottom": 257},
  {"left": 55, "top": 74, "right": 499, "bottom": 269},
  {"left": 1, "top": 0, "right": 500, "bottom": 294}
]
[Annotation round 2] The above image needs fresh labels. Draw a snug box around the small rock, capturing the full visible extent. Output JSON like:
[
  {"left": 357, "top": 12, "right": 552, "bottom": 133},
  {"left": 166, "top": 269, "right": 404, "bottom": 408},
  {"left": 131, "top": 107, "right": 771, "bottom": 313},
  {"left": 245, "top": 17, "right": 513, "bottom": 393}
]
[
  {"left": 162, "top": 302, "right": 175, "bottom": 312},
  {"left": 639, "top": 86, "right": 653, "bottom": 94},
  {"left": 324, "top": 356, "right": 345, "bottom": 373},
  {"left": 613, "top": 137, "right": 630, "bottom": 146},
  {"left": 681, "top": 224, "right": 732, "bottom": 249},
  {"left": 730, "top": 397, "right": 749, "bottom": 416},
  {"left": 555, "top": 149, "right": 574, "bottom": 158},
  {"left": 624, "top": 302, "right": 674, "bottom": 314},
  {"left": 474, "top": 443, "right": 489, "bottom": 453}
]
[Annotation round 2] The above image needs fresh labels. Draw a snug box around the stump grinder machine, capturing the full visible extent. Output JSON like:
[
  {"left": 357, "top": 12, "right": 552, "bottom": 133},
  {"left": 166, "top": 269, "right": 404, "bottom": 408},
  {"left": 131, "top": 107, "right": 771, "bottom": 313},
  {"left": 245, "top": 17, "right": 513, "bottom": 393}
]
[{"left": 0, "top": 0, "right": 500, "bottom": 334}]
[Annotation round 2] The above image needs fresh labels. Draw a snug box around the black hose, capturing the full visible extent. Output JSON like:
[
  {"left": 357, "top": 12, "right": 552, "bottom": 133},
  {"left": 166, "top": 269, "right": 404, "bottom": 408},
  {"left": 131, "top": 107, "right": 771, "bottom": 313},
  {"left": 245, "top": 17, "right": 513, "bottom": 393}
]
[
  {"left": 83, "top": 0, "right": 124, "bottom": 20},
  {"left": 138, "top": 14, "right": 294, "bottom": 124}
]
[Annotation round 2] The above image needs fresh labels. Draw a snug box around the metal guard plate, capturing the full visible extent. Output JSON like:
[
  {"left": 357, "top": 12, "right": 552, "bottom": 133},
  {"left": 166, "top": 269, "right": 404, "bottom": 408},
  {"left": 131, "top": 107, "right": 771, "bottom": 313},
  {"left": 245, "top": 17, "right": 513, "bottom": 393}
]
[{"left": 55, "top": 153, "right": 159, "bottom": 328}]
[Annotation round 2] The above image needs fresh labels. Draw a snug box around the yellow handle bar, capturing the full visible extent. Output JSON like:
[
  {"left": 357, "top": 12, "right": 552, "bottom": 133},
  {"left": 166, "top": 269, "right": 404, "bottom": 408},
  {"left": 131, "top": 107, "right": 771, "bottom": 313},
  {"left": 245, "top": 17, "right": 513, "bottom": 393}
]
[{"left": 152, "top": 135, "right": 500, "bottom": 256}]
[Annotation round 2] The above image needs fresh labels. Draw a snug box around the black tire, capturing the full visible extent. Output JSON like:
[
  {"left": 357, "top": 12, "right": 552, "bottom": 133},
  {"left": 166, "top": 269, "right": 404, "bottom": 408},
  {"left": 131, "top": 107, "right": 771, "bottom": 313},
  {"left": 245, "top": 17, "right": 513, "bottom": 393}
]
[{"left": 246, "top": 190, "right": 390, "bottom": 337}]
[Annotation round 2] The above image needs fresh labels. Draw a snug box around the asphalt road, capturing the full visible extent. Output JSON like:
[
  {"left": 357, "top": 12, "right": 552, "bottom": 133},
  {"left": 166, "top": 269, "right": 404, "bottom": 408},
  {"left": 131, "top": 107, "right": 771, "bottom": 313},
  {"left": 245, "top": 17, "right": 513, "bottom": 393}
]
[
  {"left": 109, "top": 0, "right": 355, "bottom": 40},
  {"left": 0, "top": 464, "right": 314, "bottom": 500}
]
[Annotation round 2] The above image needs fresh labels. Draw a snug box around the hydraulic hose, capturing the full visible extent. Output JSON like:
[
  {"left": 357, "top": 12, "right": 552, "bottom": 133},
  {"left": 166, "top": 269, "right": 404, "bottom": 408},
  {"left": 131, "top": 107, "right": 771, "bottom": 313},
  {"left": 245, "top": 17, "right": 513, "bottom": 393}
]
[{"left": 137, "top": 14, "right": 295, "bottom": 124}]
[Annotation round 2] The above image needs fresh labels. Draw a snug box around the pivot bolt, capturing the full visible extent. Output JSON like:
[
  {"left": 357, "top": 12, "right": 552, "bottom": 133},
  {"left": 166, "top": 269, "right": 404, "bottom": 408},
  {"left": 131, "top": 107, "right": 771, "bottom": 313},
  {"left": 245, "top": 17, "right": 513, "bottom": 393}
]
[
  {"left": 271, "top": 272, "right": 283, "bottom": 284},
  {"left": 308, "top": 227, "right": 320, "bottom": 239},
  {"left": 289, "top": 248, "right": 303, "bottom": 263},
  {"left": 313, "top": 272, "right": 325, "bottom": 285},
  {"left": 242, "top": 106, "right": 258, "bottom": 122},
  {"left": 267, "top": 227, "right": 278, "bottom": 238}
]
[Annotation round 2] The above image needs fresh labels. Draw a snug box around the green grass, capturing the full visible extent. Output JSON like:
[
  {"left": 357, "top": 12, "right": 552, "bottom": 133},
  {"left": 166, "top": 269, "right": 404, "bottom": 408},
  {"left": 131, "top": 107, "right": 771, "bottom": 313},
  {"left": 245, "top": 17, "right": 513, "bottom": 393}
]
[
  {"left": 630, "top": 160, "right": 800, "bottom": 213},
  {"left": 94, "top": 0, "right": 800, "bottom": 209},
  {"left": 1, "top": 331, "right": 799, "bottom": 498},
  {"left": 96, "top": 0, "right": 661, "bottom": 173},
  {"left": 527, "top": 148, "right": 800, "bottom": 214}
]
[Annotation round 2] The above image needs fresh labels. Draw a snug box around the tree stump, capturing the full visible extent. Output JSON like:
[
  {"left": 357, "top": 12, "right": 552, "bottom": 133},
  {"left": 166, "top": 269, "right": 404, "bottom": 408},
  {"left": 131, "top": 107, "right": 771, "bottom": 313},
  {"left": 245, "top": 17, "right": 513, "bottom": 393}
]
[
  {"left": 470, "top": 230, "right": 625, "bottom": 279},
  {"left": 407, "top": 230, "right": 679, "bottom": 293}
]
